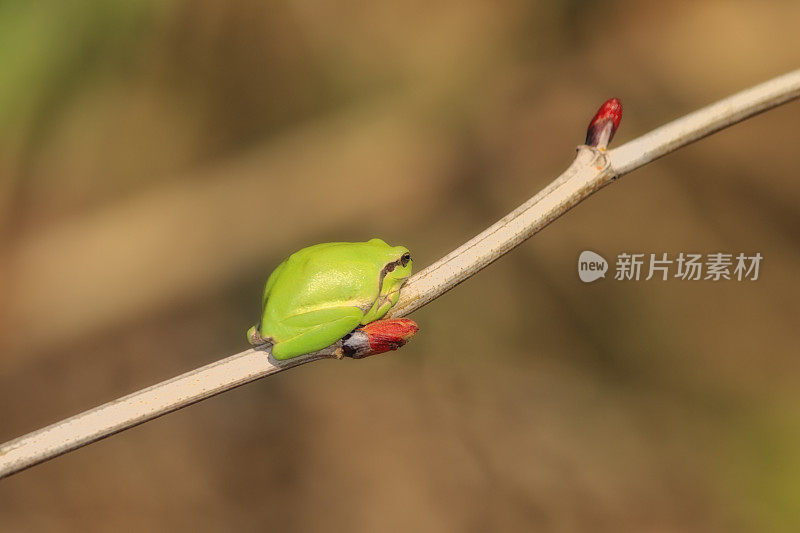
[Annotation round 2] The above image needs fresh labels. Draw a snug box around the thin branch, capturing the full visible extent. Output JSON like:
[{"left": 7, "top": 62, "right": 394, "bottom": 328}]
[
  {"left": 609, "top": 69, "right": 800, "bottom": 175},
  {"left": 2, "top": 69, "right": 799, "bottom": 479},
  {"left": 392, "top": 69, "right": 800, "bottom": 316}
]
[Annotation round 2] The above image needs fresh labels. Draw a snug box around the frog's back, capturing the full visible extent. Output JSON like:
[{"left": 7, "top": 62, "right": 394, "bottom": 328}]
[{"left": 261, "top": 241, "right": 397, "bottom": 325}]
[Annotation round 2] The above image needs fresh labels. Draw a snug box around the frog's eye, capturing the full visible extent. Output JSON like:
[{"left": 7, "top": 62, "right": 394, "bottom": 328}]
[
  {"left": 400, "top": 253, "right": 411, "bottom": 267},
  {"left": 385, "top": 263, "right": 396, "bottom": 272}
]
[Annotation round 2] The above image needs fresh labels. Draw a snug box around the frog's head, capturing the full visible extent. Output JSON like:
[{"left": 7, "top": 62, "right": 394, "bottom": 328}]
[{"left": 381, "top": 246, "right": 412, "bottom": 295}]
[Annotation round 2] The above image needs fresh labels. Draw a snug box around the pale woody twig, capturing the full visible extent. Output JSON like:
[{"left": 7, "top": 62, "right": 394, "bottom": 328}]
[
  {"left": 2, "top": 69, "right": 800, "bottom": 479},
  {"left": 610, "top": 70, "right": 800, "bottom": 174},
  {"left": 393, "top": 70, "right": 800, "bottom": 316},
  {"left": 0, "top": 351, "right": 324, "bottom": 473}
]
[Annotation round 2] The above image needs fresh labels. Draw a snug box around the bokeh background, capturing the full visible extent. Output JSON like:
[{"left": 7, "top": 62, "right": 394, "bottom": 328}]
[{"left": 1, "top": 1, "right": 799, "bottom": 531}]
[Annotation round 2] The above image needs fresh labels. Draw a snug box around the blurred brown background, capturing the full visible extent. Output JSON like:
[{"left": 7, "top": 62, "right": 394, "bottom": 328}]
[{"left": 1, "top": 0, "right": 799, "bottom": 531}]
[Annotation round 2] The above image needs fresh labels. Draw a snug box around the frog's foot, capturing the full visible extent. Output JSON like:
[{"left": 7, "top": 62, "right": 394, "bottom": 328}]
[{"left": 247, "top": 325, "right": 269, "bottom": 346}]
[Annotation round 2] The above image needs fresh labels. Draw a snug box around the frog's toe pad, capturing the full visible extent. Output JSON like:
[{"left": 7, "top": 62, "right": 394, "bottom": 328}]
[{"left": 247, "top": 325, "right": 269, "bottom": 346}]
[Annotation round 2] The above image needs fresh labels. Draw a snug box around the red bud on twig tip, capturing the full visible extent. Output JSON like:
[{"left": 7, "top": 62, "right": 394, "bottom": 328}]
[
  {"left": 585, "top": 97, "right": 622, "bottom": 149},
  {"left": 340, "top": 319, "right": 419, "bottom": 359}
]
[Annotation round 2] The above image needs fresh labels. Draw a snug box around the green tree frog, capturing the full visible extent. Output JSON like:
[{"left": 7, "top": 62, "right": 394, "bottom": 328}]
[{"left": 247, "top": 238, "right": 413, "bottom": 360}]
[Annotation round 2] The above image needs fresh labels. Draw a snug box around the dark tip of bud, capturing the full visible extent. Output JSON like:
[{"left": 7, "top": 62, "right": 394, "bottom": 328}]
[{"left": 585, "top": 97, "right": 622, "bottom": 148}]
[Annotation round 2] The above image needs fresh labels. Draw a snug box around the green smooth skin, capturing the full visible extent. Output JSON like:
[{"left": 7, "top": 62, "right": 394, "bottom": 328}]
[{"left": 248, "top": 238, "right": 412, "bottom": 360}]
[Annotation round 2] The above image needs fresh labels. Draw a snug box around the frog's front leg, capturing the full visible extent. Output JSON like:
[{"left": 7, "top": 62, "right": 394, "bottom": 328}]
[
  {"left": 271, "top": 306, "right": 364, "bottom": 360},
  {"left": 363, "top": 289, "right": 401, "bottom": 323}
]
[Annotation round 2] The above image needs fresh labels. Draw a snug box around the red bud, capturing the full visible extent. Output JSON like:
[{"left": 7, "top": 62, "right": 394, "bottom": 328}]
[
  {"left": 585, "top": 97, "right": 622, "bottom": 148},
  {"left": 361, "top": 318, "right": 418, "bottom": 354},
  {"left": 341, "top": 318, "right": 419, "bottom": 358}
]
